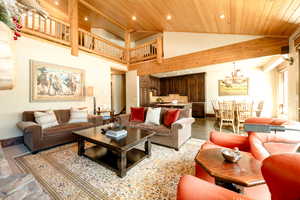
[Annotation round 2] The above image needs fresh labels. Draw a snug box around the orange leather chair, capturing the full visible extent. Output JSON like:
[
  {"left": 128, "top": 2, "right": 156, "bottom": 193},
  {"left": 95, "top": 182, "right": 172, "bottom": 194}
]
[
  {"left": 178, "top": 153, "right": 300, "bottom": 200},
  {"left": 195, "top": 130, "right": 300, "bottom": 199}
]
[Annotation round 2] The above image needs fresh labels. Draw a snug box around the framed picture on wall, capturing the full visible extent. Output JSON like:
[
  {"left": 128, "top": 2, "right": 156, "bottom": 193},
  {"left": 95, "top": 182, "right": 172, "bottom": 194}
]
[
  {"left": 218, "top": 79, "right": 248, "bottom": 96},
  {"left": 30, "top": 60, "right": 85, "bottom": 102}
]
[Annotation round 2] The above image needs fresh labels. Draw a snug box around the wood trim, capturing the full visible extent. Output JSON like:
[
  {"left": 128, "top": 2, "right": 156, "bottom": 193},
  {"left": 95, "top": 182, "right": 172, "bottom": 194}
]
[
  {"left": 69, "top": 0, "right": 79, "bottom": 56},
  {"left": 79, "top": 46, "right": 125, "bottom": 64},
  {"left": 22, "top": 29, "right": 71, "bottom": 46},
  {"left": 0, "top": 136, "right": 23, "bottom": 148},
  {"left": 129, "top": 37, "right": 288, "bottom": 76},
  {"left": 125, "top": 31, "right": 131, "bottom": 64},
  {"left": 130, "top": 40, "right": 157, "bottom": 50},
  {"left": 294, "top": 34, "right": 300, "bottom": 49},
  {"left": 206, "top": 113, "right": 216, "bottom": 118},
  {"left": 79, "top": 0, "right": 127, "bottom": 30},
  {"left": 156, "top": 36, "right": 163, "bottom": 63},
  {"left": 79, "top": 28, "right": 125, "bottom": 50}
]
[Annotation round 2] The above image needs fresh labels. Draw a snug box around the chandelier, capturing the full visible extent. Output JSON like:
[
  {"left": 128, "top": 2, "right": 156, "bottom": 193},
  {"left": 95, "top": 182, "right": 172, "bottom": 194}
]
[{"left": 222, "top": 62, "right": 247, "bottom": 86}]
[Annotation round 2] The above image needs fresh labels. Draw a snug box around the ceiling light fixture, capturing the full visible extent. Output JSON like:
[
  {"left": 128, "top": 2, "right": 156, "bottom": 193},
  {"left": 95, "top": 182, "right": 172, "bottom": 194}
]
[
  {"left": 166, "top": 15, "right": 172, "bottom": 20},
  {"left": 54, "top": 1, "right": 59, "bottom": 5},
  {"left": 132, "top": 16, "right": 137, "bottom": 21},
  {"left": 220, "top": 14, "right": 225, "bottom": 19},
  {"left": 84, "top": 17, "right": 88, "bottom": 21}
]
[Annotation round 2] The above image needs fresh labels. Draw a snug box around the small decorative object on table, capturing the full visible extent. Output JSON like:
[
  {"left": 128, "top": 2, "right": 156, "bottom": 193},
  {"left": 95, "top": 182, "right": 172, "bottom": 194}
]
[
  {"left": 106, "top": 129, "right": 127, "bottom": 139},
  {"left": 221, "top": 147, "right": 241, "bottom": 163}
]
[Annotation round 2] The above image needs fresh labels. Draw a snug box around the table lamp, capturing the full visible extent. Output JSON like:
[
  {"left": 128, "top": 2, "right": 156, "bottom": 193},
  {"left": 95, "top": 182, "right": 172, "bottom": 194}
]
[{"left": 86, "top": 86, "right": 96, "bottom": 115}]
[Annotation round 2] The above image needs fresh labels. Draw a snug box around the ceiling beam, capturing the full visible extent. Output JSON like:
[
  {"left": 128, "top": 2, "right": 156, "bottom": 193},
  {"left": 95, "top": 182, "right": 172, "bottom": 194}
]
[
  {"left": 129, "top": 37, "right": 289, "bottom": 76},
  {"left": 79, "top": 0, "right": 128, "bottom": 30}
]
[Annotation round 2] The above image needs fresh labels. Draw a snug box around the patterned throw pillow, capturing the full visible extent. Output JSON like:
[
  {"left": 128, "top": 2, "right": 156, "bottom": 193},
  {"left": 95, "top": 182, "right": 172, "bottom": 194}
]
[
  {"left": 145, "top": 107, "right": 161, "bottom": 125},
  {"left": 69, "top": 108, "right": 88, "bottom": 123},
  {"left": 34, "top": 110, "right": 59, "bottom": 129}
]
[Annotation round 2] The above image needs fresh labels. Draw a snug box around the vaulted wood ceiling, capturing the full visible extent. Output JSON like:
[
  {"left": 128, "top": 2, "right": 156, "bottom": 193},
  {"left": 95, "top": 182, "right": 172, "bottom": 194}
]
[{"left": 85, "top": 0, "right": 300, "bottom": 37}]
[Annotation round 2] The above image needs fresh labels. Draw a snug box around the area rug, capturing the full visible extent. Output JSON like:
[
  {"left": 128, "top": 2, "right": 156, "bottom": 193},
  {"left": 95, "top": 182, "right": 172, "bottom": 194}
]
[{"left": 15, "top": 139, "right": 204, "bottom": 200}]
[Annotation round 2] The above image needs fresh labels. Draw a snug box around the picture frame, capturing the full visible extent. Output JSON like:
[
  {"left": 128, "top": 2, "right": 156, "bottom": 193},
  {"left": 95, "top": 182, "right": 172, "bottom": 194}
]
[
  {"left": 218, "top": 79, "right": 248, "bottom": 96},
  {"left": 30, "top": 60, "right": 85, "bottom": 102}
]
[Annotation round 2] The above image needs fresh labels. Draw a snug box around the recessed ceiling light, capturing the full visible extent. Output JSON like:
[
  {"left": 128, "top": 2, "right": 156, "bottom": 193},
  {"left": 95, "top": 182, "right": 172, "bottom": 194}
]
[
  {"left": 84, "top": 17, "right": 88, "bottom": 21},
  {"left": 54, "top": 0, "right": 59, "bottom": 5},
  {"left": 220, "top": 14, "right": 225, "bottom": 19},
  {"left": 166, "top": 15, "right": 172, "bottom": 20},
  {"left": 132, "top": 16, "right": 137, "bottom": 21}
]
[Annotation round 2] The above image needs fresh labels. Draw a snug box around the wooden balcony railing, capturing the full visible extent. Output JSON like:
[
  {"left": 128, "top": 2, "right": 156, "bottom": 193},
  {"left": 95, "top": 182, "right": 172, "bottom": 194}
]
[
  {"left": 129, "top": 40, "right": 158, "bottom": 63},
  {"left": 22, "top": 11, "right": 70, "bottom": 46},
  {"left": 78, "top": 29, "right": 126, "bottom": 63},
  {"left": 21, "top": 12, "right": 162, "bottom": 64}
]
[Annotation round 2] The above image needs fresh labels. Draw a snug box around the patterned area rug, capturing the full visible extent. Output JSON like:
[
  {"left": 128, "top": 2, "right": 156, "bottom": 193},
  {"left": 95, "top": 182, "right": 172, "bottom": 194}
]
[{"left": 15, "top": 139, "right": 204, "bottom": 200}]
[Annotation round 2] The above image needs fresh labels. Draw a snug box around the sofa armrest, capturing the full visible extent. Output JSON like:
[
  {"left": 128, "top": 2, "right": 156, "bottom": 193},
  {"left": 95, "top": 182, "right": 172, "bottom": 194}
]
[
  {"left": 16, "top": 121, "right": 41, "bottom": 134},
  {"left": 171, "top": 118, "right": 195, "bottom": 130},
  {"left": 116, "top": 114, "right": 131, "bottom": 126}
]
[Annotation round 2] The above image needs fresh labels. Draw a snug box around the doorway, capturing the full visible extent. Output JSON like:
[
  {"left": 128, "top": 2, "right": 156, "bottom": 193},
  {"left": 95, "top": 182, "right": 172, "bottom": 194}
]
[{"left": 111, "top": 73, "right": 126, "bottom": 115}]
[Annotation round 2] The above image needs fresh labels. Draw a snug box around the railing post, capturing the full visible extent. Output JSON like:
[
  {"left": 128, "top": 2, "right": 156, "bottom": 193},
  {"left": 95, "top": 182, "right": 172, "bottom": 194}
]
[
  {"left": 157, "top": 36, "right": 163, "bottom": 63},
  {"left": 69, "top": 0, "right": 78, "bottom": 56},
  {"left": 125, "top": 31, "right": 131, "bottom": 64}
]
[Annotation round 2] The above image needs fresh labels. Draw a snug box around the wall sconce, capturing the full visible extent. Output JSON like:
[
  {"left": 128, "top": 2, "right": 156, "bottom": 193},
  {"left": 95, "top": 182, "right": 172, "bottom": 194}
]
[
  {"left": 284, "top": 57, "right": 294, "bottom": 65},
  {"left": 282, "top": 54, "right": 294, "bottom": 65}
]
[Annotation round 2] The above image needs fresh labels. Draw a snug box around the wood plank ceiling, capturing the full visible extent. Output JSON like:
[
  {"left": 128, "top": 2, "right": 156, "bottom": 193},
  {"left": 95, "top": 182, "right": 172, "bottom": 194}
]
[{"left": 85, "top": 0, "right": 300, "bottom": 37}]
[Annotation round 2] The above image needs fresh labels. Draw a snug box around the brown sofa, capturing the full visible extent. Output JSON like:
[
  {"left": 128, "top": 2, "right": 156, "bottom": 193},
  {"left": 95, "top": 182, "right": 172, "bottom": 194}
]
[
  {"left": 17, "top": 109, "right": 95, "bottom": 153},
  {"left": 117, "top": 108, "right": 195, "bottom": 150}
]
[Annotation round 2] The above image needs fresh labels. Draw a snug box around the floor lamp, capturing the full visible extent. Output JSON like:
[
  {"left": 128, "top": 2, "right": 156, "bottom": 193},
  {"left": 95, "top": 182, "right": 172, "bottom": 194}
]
[{"left": 86, "top": 86, "right": 96, "bottom": 115}]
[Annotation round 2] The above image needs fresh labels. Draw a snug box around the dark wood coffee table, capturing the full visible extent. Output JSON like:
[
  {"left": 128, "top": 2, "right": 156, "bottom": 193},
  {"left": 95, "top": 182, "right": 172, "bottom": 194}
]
[
  {"left": 195, "top": 148, "right": 265, "bottom": 193},
  {"left": 73, "top": 127, "right": 155, "bottom": 178}
]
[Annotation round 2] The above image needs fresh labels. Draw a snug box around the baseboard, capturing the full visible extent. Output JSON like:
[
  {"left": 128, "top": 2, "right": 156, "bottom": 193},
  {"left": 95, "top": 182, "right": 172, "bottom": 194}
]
[
  {"left": 0, "top": 136, "right": 24, "bottom": 148},
  {"left": 205, "top": 113, "right": 216, "bottom": 117}
]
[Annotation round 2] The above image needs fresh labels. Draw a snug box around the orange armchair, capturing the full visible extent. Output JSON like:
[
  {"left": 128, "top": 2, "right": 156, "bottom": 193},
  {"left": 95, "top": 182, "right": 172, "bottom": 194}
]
[
  {"left": 196, "top": 130, "right": 300, "bottom": 199},
  {"left": 178, "top": 153, "right": 300, "bottom": 200}
]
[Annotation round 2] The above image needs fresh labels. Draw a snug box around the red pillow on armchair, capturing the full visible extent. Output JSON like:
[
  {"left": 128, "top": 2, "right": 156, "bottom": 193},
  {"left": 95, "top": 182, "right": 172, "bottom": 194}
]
[
  {"left": 130, "top": 107, "right": 145, "bottom": 122},
  {"left": 164, "top": 109, "right": 180, "bottom": 127}
]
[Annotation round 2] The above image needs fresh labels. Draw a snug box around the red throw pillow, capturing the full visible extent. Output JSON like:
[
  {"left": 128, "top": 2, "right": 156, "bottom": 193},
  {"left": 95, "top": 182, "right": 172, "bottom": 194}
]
[
  {"left": 130, "top": 107, "right": 145, "bottom": 122},
  {"left": 164, "top": 109, "right": 180, "bottom": 127}
]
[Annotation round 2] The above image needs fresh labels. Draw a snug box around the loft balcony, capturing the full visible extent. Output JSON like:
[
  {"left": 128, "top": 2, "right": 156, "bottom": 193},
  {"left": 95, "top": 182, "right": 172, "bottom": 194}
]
[{"left": 21, "top": 11, "right": 163, "bottom": 65}]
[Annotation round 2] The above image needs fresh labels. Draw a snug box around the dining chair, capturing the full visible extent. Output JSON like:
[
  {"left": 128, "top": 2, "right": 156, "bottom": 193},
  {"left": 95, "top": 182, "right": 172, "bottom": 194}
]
[
  {"left": 236, "top": 102, "right": 254, "bottom": 134},
  {"left": 211, "top": 100, "right": 220, "bottom": 122},
  {"left": 218, "top": 101, "right": 235, "bottom": 133}
]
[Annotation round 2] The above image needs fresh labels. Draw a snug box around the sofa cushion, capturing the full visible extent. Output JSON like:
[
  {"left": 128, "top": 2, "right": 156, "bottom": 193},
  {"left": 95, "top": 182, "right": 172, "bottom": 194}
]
[
  {"left": 134, "top": 123, "right": 171, "bottom": 136},
  {"left": 34, "top": 110, "right": 59, "bottom": 129},
  {"left": 43, "top": 122, "right": 94, "bottom": 135},
  {"left": 69, "top": 108, "right": 88, "bottom": 123},
  {"left": 164, "top": 109, "right": 180, "bottom": 127},
  {"left": 145, "top": 107, "right": 161, "bottom": 125},
  {"left": 130, "top": 107, "right": 145, "bottom": 122}
]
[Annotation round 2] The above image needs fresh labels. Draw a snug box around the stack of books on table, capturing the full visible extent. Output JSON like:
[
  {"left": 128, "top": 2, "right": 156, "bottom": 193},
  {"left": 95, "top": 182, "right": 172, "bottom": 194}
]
[{"left": 105, "top": 129, "right": 127, "bottom": 139}]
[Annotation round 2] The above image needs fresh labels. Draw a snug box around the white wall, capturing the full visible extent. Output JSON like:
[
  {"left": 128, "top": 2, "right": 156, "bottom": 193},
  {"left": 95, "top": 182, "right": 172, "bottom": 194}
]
[
  {"left": 135, "top": 33, "right": 162, "bottom": 47},
  {"left": 125, "top": 70, "right": 139, "bottom": 113},
  {"left": 163, "top": 32, "right": 262, "bottom": 58},
  {"left": 111, "top": 74, "right": 126, "bottom": 114},
  {"left": 91, "top": 28, "right": 125, "bottom": 47},
  {"left": 0, "top": 36, "right": 125, "bottom": 139},
  {"left": 201, "top": 64, "right": 274, "bottom": 117},
  {"left": 288, "top": 28, "right": 300, "bottom": 121}
]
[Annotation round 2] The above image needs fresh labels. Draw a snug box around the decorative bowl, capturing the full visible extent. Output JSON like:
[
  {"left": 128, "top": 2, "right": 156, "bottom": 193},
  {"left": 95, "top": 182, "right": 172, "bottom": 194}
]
[{"left": 221, "top": 148, "right": 241, "bottom": 163}]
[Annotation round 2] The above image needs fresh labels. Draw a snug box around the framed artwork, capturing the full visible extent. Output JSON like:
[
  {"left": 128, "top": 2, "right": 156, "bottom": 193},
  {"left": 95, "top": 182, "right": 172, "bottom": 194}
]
[
  {"left": 218, "top": 79, "right": 248, "bottom": 96},
  {"left": 30, "top": 60, "right": 85, "bottom": 101}
]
